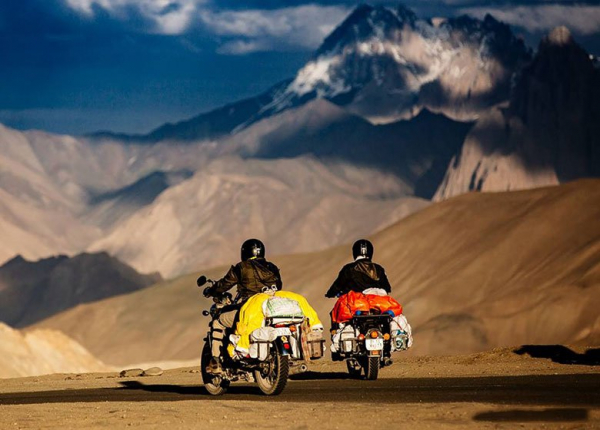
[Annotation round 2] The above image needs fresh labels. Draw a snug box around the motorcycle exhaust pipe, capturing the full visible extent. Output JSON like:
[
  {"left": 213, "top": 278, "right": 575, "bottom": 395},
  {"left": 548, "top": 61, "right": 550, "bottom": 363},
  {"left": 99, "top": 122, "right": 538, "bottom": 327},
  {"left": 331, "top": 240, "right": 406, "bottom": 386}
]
[{"left": 289, "top": 364, "right": 309, "bottom": 375}]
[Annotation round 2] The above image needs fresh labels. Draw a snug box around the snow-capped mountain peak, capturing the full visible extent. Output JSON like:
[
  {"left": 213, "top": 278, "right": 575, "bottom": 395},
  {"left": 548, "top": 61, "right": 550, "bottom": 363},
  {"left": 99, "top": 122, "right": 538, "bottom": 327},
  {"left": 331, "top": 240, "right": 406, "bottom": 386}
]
[{"left": 262, "top": 3, "right": 529, "bottom": 123}]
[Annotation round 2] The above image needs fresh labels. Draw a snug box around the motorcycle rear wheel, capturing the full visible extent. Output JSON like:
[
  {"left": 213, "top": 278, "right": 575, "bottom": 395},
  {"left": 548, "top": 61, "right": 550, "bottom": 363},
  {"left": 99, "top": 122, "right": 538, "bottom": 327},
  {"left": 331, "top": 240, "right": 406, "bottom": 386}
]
[
  {"left": 201, "top": 342, "right": 229, "bottom": 395},
  {"left": 365, "top": 356, "right": 380, "bottom": 380},
  {"left": 254, "top": 350, "right": 289, "bottom": 395}
]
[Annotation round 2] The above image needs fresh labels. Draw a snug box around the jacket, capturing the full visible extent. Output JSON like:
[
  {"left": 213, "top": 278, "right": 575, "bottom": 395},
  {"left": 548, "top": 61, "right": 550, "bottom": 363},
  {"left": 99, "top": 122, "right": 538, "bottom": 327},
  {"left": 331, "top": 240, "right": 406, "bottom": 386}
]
[
  {"left": 325, "top": 258, "right": 391, "bottom": 298},
  {"left": 211, "top": 258, "right": 282, "bottom": 302}
]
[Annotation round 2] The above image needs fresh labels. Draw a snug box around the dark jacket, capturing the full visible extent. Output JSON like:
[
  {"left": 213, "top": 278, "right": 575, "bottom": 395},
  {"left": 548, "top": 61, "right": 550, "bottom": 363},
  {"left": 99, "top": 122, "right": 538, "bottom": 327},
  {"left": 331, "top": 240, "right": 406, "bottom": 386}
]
[
  {"left": 325, "top": 259, "right": 391, "bottom": 298},
  {"left": 211, "top": 258, "right": 282, "bottom": 302}
]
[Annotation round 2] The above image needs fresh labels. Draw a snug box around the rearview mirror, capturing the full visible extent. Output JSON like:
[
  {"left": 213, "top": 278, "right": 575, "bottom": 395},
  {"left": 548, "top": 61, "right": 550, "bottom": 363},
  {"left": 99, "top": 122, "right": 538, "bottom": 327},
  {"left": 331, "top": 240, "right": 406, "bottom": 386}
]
[{"left": 197, "top": 276, "right": 207, "bottom": 287}]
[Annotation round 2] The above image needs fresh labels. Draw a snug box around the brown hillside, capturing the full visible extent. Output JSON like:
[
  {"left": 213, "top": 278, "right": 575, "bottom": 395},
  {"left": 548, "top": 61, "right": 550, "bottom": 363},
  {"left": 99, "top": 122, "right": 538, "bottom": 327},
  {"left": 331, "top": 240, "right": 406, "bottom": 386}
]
[{"left": 35, "top": 180, "right": 600, "bottom": 365}]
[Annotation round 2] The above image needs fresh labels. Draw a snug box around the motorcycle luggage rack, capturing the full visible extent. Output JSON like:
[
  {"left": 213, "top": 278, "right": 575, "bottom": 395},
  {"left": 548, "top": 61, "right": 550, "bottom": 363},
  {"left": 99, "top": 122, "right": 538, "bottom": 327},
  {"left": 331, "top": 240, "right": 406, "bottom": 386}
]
[
  {"left": 351, "top": 314, "right": 392, "bottom": 324},
  {"left": 266, "top": 316, "right": 305, "bottom": 325}
]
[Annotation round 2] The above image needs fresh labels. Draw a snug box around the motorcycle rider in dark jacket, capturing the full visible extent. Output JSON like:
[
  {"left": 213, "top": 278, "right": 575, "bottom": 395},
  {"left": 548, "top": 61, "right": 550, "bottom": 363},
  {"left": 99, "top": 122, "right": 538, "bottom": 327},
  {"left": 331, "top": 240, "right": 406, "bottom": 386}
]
[
  {"left": 325, "top": 239, "right": 391, "bottom": 298},
  {"left": 203, "top": 238, "right": 282, "bottom": 373}
]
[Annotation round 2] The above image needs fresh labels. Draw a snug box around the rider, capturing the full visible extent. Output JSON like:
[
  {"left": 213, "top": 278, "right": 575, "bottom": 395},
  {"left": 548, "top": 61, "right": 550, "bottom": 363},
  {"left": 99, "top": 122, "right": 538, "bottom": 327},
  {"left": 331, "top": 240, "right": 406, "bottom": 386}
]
[
  {"left": 325, "top": 239, "right": 391, "bottom": 298},
  {"left": 203, "top": 238, "right": 282, "bottom": 373}
]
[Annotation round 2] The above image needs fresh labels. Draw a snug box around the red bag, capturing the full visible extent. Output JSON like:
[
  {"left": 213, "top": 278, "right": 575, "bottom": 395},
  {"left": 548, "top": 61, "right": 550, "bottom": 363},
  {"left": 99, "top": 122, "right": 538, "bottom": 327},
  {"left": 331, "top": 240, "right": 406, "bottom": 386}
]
[
  {"left": 331, "top": 291, "right": 370, "bottom": 323},
  {"left": 365, "top": 294, "right": 402, "bottom": 317}
]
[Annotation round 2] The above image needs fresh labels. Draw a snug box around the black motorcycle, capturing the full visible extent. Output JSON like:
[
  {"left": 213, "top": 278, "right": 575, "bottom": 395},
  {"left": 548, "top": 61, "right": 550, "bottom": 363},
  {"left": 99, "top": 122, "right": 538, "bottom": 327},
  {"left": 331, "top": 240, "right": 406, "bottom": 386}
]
[
  {"left": 197, "top": 276, "right": 323, "bottom": 395},
  {"left": 333, "top": 311, "right": 408, "bottom": 380}
]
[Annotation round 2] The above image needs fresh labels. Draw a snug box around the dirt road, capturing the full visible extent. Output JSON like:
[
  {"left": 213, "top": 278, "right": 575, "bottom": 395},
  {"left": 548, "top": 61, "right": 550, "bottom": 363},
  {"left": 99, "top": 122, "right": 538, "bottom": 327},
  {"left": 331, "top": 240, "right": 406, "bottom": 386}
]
[{"left": 1, "top": 347, "right": 599, "bottom": 429}]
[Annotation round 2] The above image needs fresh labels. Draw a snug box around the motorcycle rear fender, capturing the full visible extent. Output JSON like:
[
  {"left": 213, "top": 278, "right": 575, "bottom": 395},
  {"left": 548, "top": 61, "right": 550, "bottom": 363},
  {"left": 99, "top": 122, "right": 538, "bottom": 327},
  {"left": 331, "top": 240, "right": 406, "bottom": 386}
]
[{"left": 274, "top": 337, "right": 292, "bottom": 356}]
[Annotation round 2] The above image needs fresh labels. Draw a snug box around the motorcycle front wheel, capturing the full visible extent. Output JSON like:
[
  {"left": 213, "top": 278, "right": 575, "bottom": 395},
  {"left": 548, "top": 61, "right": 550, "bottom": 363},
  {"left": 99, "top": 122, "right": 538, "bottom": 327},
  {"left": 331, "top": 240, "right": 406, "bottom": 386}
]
[
  {"left": 201, "top": 341, "right": 229, "bottom": 395},
  {"left": 254, "top": 349, "right": 289, "bottom": 395}
]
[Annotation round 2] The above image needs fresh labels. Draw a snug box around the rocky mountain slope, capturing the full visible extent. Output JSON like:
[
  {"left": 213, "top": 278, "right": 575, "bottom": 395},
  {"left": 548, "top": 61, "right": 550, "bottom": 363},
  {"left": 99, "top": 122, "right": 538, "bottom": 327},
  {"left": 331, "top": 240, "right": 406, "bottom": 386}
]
[
  {"left": 0, "top": 252, "right": 161, "bottom": 327},
  {"left": 35, "top": 180, "right": 600, "bottom": 364},
  {"left": 435, "top": 27, "right": 600, "bottom": 200},
  {"left": 0, "top": 322, "right": 110, "bottom": 378}
]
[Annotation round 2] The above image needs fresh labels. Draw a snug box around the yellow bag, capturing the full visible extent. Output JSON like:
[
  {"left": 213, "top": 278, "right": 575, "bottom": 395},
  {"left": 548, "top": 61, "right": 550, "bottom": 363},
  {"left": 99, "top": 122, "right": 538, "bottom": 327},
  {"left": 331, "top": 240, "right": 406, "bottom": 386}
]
[{"left": 227, "top": 291, "right": 322, "bottom": 357}]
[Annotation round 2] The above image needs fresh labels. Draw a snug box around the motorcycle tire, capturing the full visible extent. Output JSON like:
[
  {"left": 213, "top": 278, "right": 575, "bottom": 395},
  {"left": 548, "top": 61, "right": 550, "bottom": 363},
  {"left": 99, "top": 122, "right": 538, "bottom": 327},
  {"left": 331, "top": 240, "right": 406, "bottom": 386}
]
[
  {"left": 201, "top": 341, "right": 229, "bottom": 395},
  {"left": 254, "top": 349, "right": 289, "bottom": 395},
  {"left": 365, "top": 356, "right": 380, "bottom": 381}
]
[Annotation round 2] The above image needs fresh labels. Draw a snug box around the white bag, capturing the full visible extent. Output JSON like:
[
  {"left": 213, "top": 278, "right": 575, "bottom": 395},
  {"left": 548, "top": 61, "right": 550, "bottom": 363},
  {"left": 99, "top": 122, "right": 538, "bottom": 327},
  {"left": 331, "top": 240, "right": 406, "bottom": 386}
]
[
  {"left": 263, "top": 296, "right": 303, "bottom": 318},
  {"left": 390, "top": 314, "right": 413, "bottom": 350},
  {"left": 330, "top": 324, "right": 357, "bottom": 354},
  {"left": 249, "top": 327, "right": 277, "bottom": 360},
  {"left": 362, "top": 288, "right": 388, "bottom": 296}
]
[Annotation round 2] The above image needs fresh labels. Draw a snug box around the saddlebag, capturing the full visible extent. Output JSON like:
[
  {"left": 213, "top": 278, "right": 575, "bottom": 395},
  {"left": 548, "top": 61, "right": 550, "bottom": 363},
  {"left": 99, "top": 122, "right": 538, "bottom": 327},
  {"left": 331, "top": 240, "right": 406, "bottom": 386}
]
[{"left": 306, "top": 330, "right": 325, "bottom": 359}]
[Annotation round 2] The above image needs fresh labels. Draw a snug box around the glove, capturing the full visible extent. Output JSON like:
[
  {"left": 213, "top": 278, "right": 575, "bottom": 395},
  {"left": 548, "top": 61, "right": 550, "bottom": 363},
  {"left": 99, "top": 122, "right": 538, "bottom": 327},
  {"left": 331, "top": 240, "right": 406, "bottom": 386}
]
[{"left": 203, "top": 286, "right": 213, "bottom": 298}]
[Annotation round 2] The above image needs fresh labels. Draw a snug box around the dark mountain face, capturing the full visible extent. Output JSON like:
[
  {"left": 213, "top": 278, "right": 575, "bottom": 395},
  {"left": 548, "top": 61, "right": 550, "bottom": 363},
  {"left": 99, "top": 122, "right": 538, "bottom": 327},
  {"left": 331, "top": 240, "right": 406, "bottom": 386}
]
[
  {"left": 435, "top": 27, "right": 600, "bottom": 200},
  {"left": 510, "top": 27, "right": 600, "bottom": 180},
  {"left": 100, "top": 3, "right": 527, "bottom": 144},
  {"left": 0, "top": 253, "right": 162, "bottom": 327}
]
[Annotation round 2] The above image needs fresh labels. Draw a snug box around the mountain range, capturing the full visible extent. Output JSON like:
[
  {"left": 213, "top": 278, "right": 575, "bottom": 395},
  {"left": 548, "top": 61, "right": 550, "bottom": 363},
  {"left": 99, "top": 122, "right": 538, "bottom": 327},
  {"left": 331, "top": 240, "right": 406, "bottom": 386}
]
[
  {"left": 107, "top": 4, "right": 529, "bottom": 144},
  {"left": 0, "top": 3, "right": 598, "bottom": 280}
]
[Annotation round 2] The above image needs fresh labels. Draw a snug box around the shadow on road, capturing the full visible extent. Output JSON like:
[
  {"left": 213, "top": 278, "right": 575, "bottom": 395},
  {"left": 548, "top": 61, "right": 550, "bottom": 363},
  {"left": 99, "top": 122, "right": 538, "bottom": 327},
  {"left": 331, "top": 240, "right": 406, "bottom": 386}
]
[
  {"left": 290, "top": 371, "right": 352, "bottom": 381},
  {"left": 514, "top": 345, "right": 600, "bottom": 366},
  {"left": 118, "top": 380, "right": 260, "bottom": 396},
  {"left": 474, "top": 408, "right": 589, "bottom": 422},
  {"left": 1, "top": 373, "right": 599, "bottom": 406}
]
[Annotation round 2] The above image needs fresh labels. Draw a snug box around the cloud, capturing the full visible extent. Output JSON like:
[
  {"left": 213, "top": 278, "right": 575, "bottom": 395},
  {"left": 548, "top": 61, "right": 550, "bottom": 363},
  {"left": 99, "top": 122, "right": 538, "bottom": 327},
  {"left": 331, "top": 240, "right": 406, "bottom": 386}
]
[
  {"left": 64, "top": 0, "right": 205, "bottom": 34},
  {"left": 200, "top": 5, "right": 350, "bottom": 54},
  {"left": 61, "top": 1, "right": 349, "bottom": 51},
  {"left": 461, "top": 5, "right": 600, "bottom": 36}
]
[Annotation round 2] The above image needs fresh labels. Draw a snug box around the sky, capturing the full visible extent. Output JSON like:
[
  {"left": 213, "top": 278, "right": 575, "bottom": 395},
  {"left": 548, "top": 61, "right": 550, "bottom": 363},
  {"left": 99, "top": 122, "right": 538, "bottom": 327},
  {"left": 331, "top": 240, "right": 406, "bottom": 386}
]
[{"left": 0, "top": 0, "right": 599, "bottom": 135}]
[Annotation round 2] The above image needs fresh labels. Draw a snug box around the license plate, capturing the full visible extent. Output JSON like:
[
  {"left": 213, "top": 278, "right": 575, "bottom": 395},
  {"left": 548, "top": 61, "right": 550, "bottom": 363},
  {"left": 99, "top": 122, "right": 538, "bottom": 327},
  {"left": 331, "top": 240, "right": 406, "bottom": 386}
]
[{"left": 365, "top": 338, "right": 384, "bottom": 351}]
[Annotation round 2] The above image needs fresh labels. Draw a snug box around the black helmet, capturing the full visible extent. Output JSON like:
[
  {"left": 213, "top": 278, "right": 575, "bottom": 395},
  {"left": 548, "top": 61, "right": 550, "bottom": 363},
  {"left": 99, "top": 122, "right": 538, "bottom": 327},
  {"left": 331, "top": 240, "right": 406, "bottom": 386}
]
[
  {"left": 241, "top": 238, "right": 265, "bottom": 261},
  {"left": 352, "top": 239, "right": 373, "bottom": 260}
]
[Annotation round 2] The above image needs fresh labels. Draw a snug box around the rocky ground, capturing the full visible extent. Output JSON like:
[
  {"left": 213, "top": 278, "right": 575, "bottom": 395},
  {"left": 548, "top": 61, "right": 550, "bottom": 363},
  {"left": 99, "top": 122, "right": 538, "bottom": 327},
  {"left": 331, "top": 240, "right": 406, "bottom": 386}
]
[{"left": 0, "top": 346, "right": 598, "bottom": 429}]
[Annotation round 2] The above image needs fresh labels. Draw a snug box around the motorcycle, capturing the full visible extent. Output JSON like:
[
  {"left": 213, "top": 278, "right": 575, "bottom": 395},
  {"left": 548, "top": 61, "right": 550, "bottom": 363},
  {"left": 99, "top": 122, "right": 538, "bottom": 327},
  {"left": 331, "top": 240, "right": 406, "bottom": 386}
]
[
  {"left": 332, "top": 310, "right": 409, "bottom": 380},
  {"left": 197, "top": 276, "right": 324, "bottom": 396}
]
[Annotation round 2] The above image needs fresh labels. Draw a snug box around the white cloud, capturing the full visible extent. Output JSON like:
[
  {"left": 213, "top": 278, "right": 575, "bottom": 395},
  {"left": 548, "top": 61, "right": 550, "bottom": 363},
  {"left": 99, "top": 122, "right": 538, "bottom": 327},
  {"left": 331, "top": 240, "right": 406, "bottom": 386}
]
[
  {"left": 462, "top": 5, "right": 600, "bottom": 36},
  {"left": 64, "top": 0, "right": 205, "bottom": 34},
  {"left": 200, "top": 5, "right": 350, "bottom": 54},
  {"left": 63, "top": 1, "right": 349, "bottom": 52}
]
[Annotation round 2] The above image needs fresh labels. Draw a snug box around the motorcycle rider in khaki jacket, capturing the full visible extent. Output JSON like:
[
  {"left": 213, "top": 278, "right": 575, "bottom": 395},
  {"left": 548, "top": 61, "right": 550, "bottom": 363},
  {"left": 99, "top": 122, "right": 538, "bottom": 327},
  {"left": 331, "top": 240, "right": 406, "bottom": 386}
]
[{"left": 203, "top": 238, "right": 282, "bottom": 373}]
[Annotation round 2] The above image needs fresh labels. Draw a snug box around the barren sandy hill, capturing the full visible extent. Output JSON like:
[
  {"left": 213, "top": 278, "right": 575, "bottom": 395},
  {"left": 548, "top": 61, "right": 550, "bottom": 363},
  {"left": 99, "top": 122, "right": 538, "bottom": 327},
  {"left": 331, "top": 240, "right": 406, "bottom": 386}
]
[
  {"left": 36, "top": 180, "right": 600, "bottom": 365},
  {"left": 0, "top": 322, "right": 110, "bottom": 378}
]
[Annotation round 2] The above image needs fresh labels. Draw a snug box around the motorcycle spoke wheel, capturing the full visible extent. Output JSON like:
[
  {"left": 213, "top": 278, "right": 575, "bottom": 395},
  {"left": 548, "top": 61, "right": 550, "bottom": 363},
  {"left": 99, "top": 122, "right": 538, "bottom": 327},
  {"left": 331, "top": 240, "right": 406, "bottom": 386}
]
[{"left": 254, "top": 351, "right": 289, "bottom": 396}]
